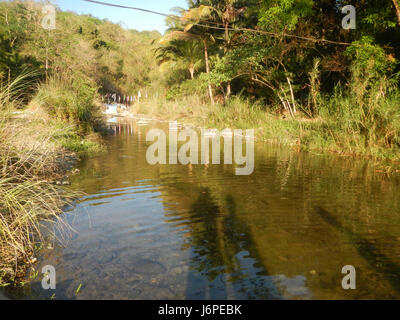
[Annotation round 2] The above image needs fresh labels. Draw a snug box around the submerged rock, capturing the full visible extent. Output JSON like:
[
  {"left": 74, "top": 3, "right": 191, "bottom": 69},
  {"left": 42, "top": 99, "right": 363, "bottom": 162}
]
[{"left": 131, "top": 259, "right": 166, "bottom": 275}]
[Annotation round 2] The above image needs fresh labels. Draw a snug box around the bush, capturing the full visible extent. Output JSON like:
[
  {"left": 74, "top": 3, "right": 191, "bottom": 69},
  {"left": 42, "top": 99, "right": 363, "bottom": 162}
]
[
  {"left": 33, "top": 76, "right": 104, "bottom": 134},
  {"left": 166, "top": 78, "right": 208, "bottom": 101},
  {"left": 316, "top": 59, "right": 400, "bottom": 159}
]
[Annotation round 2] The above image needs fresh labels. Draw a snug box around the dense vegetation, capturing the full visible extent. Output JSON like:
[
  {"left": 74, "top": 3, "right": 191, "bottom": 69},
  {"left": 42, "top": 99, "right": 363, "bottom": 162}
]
[
  {"left": 2, "top": 0, "right": 400, "bottom": 161},
  {"left": 151, "top": 0, "right": 400, "bottom": 162}
]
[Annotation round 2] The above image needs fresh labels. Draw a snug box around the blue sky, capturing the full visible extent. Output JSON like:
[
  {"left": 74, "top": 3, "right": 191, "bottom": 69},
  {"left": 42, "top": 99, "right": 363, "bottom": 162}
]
[{"left": 54, "top": 0, "right": 188, "bottom": 33}]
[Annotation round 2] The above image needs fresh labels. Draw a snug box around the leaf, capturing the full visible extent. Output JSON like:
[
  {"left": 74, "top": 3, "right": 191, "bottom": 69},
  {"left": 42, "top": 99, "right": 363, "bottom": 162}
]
[{"left": 184, "top": 23, "right": 194, "bottom": 32}]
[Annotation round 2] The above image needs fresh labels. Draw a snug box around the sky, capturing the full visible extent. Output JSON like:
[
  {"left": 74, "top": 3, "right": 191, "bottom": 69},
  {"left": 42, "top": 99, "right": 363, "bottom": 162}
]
[{"left": 54, "top": 0, "right": 188, "bottom": 33}]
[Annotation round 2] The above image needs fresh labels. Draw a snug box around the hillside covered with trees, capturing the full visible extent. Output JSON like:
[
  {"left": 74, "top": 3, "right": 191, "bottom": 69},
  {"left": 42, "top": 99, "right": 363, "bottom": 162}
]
[{"left": 0, "top": 1, "right": 161, "bottom": 97}]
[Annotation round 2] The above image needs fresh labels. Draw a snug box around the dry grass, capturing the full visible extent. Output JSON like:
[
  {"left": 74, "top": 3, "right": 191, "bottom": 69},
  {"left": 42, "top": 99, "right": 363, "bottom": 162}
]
[
  {"left": 0, "top": 76, "right": 80, "bottom": 286},
  {"left": 0, "top": 115, "right": 79, "bottom": 285}
]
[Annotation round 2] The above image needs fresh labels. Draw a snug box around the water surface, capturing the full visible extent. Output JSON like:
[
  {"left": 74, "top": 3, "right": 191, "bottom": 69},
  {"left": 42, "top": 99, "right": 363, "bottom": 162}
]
[{"left": 6, "top": 118, "right": 400, "bottom": 300}]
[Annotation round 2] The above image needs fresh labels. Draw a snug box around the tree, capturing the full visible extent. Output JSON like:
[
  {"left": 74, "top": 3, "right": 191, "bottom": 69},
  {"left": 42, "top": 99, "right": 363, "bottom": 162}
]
[
  {"left": 0, "top": 1, "right": 31, "bottom": 83},
  {"left": 184, "top": 1, "right": 246, "bottom": 100},
  {"left": 155, "top": 38, "right": 203, "bottom": 79},
  {"left": 208, "top": 0, "right": 246, "bottom": 99},
  {"left": 179, "top": 5, "right": 218, "bottom": 104},
  {"left": 391, "top": 0, "right": 400, "bottom": 26}
]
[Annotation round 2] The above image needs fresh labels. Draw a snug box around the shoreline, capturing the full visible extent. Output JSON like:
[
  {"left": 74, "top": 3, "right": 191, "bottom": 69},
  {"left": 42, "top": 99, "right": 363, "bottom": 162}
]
[
  {"left": 0, "top": 108, "right": 100, "bottom": 288},
  {"left": 104, "top": 105, "right": 400, "bottom": 175}
]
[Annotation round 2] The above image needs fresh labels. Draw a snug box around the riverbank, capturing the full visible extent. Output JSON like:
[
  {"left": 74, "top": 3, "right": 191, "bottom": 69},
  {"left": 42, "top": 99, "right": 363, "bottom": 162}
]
[
  {"left": 129, "top": 94, "right": 400, "bottom": 173},
  {"left": 9, "top": 112, "right": 400, "bottom": 300},
  {"left": 0, "top": 106, "right": 105, "bottom": 287}
]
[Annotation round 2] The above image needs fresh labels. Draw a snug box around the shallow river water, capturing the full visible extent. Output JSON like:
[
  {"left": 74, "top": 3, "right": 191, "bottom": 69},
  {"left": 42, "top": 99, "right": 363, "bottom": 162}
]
[{"left": 5, "top": 118, "right": 400, "bottom": 300}]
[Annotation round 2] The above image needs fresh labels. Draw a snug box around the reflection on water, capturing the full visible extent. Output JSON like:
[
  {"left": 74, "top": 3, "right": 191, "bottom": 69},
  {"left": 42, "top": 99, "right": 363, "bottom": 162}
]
[{"left": 6, "top": 118, "right": 400, "bottom": 300}]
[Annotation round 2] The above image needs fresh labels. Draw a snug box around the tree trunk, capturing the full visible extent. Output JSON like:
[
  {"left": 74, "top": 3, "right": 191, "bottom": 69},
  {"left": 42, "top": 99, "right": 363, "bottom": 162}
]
[
  {"left": 224, "top": 21, "right": 231, "bottom": 101},
  {"left": 224, "top": 22, "right": 229, "bottom": 47},
  {"left": 189, "top": 66, "right": 194, "bottom": 80},
  {"left": 392, "top": 0, "right": 400, "bottom": 26},
  {"left": 286, "top": 77, "right": 297, "bottom": 114},
  {"left": 226, "top": 83, "right": 232, "bottom": 100},
  {"left": 203, "top": 39, "right": 214, "bottom": 105}
]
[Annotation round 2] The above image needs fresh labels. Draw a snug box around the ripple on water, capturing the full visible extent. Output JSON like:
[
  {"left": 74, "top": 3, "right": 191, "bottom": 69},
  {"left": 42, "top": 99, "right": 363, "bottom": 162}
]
[{"left": 11, "top": 122, "right": 400, "bottom": 300}]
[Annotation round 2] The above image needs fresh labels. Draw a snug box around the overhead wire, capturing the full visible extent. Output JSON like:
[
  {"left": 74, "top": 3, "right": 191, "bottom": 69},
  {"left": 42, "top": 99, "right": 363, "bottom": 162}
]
[{"left": 83, "top": 0, "right": 356, "bottom": 46}]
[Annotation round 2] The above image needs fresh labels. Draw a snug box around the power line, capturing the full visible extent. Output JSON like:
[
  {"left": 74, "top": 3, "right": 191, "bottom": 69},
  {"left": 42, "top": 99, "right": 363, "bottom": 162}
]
[
  {"left": 83, "top": 0, "right": 354, "bottom": 46},
  {"left": 82, "top": 0, "right": 226, "bottom": 27},
  {"left": 83, "top": 0, "right": 171, "bottom": 18}
]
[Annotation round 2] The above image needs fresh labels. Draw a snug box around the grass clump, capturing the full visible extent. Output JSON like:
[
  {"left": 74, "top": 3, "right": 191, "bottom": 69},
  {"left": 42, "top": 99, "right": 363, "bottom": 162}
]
[
  {"left": 312, "top": 63, "right": 400, "bottom": 160},
  {"left": 135, "top": 64, "right": 400, "bottom": 166},
  {"left": 29, "top": 75, "right": 106, "bottom": 157},
  {"left": 0, "top": 114, "right": 77, "bottom": 285},
  {"left": 32, "top": 76, "right": 105, "bottom": 135},
  {"left": 0, "top": 73, "right": 105, "bottom": 286},
  {"left": 49, "top": 123, "right": 105, "bottom": 158}
]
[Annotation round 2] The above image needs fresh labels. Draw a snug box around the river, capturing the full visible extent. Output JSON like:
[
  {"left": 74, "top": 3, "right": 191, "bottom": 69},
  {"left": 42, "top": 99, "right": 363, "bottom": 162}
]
[{"left": 4, "top": 117, "right": 400, "bottom": 299}]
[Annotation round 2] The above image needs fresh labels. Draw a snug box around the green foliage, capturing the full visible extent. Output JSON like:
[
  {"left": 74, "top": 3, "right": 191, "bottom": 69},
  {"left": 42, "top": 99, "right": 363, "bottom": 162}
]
[
  {"left": 315, "top": 66, "right": 400, "bottom": 158},
  {"left": 34, "top": 76, "right": 104, "bottom": 134},
  {"left": 258, "top": 0, "right": 314, "bottom": 31},
  {"left": 345, "top": 36, "right": 397, "bottom": 76},
  {"left": 155, "top": 39, "right": 204, "bottom": 79},
  {"left": 355, "top": 0, "right": 398, "bottom": 32},
  {"left": 0, "top": 1, "right": 36, "bottom": 81},
  {"left": 166, "top": 77, "right": 208, "bottom": 100},
  {"left": 141, "top": 0, "right": 400, "bottom": 163},
  {"left": 206, "top": 55, "right": 236, "bottom": 86},
  {"left": 59, "top": 132, "right": 104, "bottom": 157},
  {"left": 0, "top": 1, "right": 161, "bottom": 96}
]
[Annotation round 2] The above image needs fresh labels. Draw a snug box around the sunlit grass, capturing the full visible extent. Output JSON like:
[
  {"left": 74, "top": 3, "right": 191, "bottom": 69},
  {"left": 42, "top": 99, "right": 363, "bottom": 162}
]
[
  {"left": 0, "top": 75, "right": 86, "bottom": 285},
  {"left": 135, "top": 72, "right": 400, "bottom": 165}
]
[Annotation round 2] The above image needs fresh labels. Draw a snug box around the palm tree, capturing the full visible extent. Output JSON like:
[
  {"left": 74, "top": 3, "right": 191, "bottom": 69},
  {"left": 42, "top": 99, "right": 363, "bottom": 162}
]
[
  {"left": 158, "top": 5, "right": 215, "bottom": 103},
  {"left": 218, "top": 0, "right": 246, "bottom": 99},
  {"left": 155, "top": 38, "right": 203, "bottom": 80},
  {"left": 178, "top": 5, "right": 220, "bottom": 104},
  {"left": 182, "top": 1, "right": 246, "bottom": 100},
  {"left": 161, "top": 28, "right": 216, "bottom": 104}
]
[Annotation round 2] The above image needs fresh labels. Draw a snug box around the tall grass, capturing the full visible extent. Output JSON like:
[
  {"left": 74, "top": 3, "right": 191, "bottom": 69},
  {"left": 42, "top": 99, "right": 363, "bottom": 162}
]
[
  {"left": 136, "top": 66, "right": 400, "bottom": 163},
  {"left": 32, "top": 76, "right": 105, "bottom": 135},
  {"left": 0, "top": 72, "right": 36, "bottom": 111},
  {"left": 28, "top": 75, "right": 106, "bottom": 157},
  {"left": 315, "top": 64, "right": 400, "bottom": 160},
  {"left": 0, "top": 77, "right": 77, "bottom": 285}
]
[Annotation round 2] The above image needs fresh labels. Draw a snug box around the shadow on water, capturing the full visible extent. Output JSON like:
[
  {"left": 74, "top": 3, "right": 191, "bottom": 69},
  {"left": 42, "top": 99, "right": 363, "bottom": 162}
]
[
  {"left": 184, "top": 188, "right": 224, "bottom": 299},
  {"left": 185, "top": 188, "right": 282, "bottom": 299},
  {"left": 315, "top": 206, "right": 400, "bottom": 294}
]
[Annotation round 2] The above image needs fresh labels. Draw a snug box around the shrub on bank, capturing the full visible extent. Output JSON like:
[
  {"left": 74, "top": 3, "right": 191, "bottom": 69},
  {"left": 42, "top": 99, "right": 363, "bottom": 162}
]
[
  {"left": 33, "top": 76, "right": 105, "bottom": 134},
  {"left": 0, "top": 92, "right": 79, "bottom": 286},
  {"left": 138, "top": 73, "right": 400, "bottom": 164}
]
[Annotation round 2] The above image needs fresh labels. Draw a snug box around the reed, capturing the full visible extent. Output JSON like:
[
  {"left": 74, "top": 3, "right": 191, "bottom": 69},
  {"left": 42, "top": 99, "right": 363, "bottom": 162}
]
[
  {"left": 32, "top": 75, "right": 105, "bottom": 135},
  {"left": 0, "top": 77, "right": 78, "bottom": 286},
  {"left": 135, "top": 68, "right": 400, "bottom": 164}
]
